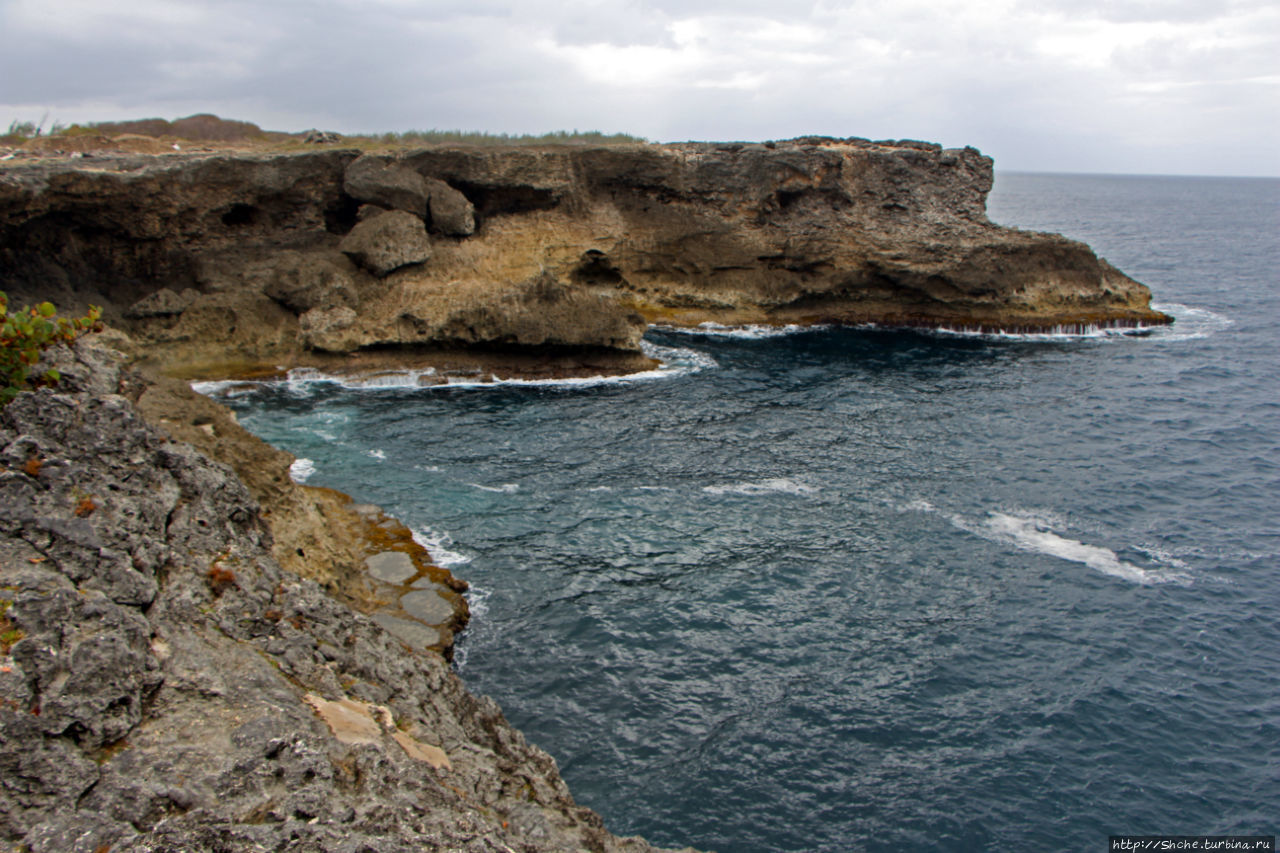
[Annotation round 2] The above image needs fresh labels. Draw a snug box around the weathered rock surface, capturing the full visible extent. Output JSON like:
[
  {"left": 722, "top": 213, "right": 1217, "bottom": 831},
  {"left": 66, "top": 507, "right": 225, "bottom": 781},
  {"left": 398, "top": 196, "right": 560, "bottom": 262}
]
[
  {"left": 343, "top": 154, "right": 430, "bottom": 218},
  {"left": 339, "top": 209, "right": 432, "bottom": 277},
  {"left": 0, "top": 339, "right": 694, "bottom": 852},
  {"left": 424, "top": 175, "right": 477, "bottom": 237},
  {"left": 0, "top": 139, "right": 1168, "bottom": 380}
]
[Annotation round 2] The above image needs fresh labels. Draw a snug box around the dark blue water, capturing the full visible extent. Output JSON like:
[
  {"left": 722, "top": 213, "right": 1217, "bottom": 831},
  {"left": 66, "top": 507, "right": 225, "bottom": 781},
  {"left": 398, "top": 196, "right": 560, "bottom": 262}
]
[{"left": 217, "top": 173, "right": 1280, "bottom": 852}]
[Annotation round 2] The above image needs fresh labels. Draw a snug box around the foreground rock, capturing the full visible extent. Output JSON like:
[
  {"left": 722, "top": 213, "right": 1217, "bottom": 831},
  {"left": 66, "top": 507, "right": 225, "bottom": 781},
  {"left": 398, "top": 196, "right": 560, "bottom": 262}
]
[
  {"left": 0, "top": 339, "right": 693, "bottom": 853},
  {"left": 0, "top": 138, "right": 1166, "bottom": 379}
]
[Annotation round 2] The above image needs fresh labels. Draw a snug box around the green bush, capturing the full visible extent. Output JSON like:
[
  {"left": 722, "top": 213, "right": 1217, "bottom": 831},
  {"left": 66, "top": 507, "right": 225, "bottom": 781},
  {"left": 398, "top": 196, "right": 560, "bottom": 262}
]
[{"left": 0, "top": 291, "right": 102, "bottom": 405}]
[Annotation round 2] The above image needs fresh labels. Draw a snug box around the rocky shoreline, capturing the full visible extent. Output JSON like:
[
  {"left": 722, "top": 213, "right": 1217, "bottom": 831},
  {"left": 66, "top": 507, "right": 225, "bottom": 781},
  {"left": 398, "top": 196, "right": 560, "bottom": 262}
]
[
  {"left": 0, "top": 139, "right": 1167, "bottom": 385},
  {"left": 0, "top": 138, "right": 1168, "bottom": 850},
  {"left": 0, "top": 337, "right": 696, "bottom": 852}
]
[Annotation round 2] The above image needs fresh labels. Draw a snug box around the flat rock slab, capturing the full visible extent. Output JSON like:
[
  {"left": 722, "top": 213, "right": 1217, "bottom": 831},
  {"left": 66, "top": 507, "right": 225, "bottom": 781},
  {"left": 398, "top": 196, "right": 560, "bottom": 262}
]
[
  {"left": 365, "top": 551, "right": 417, "bottom": 584},
  {"left": 305, "top": 694, "right": 387, "bottom": 746},
  {"left": 400, "top": 588, "right": 454, "bottom": 625},
  {"left": 393, "top": 731, "right": 451, "bottom": 770},
  {"left": 373, "top": 612, "right": 443, "bottom": 651}
]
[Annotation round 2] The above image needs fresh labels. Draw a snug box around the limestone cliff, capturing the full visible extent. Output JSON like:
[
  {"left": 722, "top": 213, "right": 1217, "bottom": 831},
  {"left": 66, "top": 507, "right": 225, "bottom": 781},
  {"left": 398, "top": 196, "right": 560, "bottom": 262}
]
[
  {"left": 0, "top": 139, "right": 1167, "bottom": 379},
  {"left": 0, "top": 339, "right": 694, "bottom": 853}
]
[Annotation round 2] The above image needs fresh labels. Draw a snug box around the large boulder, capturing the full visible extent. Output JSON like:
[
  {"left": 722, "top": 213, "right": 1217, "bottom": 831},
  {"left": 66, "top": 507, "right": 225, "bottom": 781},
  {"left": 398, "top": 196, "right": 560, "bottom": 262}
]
[
  {"left": 338, "top": 210, "right": 432, "bottom": 277},
  {"left": 261, "top": 252, "right": 358, "bottom": 313},
  {"left": 343, "top": 155, "right": 429, "bottom": 218},
  {"left": 424, "top": 177, "right": 476, "bottom": 236}
]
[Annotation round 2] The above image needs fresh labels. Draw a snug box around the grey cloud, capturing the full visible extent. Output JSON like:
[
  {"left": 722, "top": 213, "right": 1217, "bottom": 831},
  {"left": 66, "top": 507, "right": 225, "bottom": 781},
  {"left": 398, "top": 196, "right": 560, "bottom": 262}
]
[
  {"left": 1015, "top": 0, "right": 1251, "bottom": 23},
  {"left": 0, "top": 0, "right": 1275, "bottom": 175}
]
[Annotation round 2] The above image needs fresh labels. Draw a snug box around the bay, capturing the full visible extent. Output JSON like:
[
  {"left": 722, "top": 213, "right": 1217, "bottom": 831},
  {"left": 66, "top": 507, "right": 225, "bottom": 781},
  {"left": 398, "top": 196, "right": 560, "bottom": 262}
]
[{"left": 221, "top": 172, "right": 1280, "bottom": 852}]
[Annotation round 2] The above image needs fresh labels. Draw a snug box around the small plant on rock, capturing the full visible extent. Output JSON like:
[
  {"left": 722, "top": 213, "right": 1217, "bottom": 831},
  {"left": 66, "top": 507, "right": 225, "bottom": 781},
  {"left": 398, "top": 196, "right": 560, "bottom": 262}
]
[{"left": 0, "top": 291, "right": 102, "bottom": 406}]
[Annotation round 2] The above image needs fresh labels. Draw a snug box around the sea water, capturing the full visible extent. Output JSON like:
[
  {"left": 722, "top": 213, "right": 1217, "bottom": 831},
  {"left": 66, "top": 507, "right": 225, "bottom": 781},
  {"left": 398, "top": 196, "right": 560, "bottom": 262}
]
[{"left": 218, "top": 173, "right": 1279, "bottom": 852}]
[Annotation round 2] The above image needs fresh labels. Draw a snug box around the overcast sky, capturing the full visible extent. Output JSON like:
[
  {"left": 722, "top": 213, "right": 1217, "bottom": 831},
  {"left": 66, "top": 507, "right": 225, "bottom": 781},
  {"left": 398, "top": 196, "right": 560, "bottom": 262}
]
[{"left": 1, "top": 0, "right": 1276, "bottom": 175}]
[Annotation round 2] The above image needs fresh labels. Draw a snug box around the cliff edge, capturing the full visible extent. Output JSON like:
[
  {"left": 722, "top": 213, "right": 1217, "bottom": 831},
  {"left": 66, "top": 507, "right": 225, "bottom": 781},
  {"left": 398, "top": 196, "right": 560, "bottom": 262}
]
[
  {"left": 0, "top": 139, "right": 1168, "bottom": 379},
  {"left": 0, "top": 338, "right": 694, "bottom": 852}
]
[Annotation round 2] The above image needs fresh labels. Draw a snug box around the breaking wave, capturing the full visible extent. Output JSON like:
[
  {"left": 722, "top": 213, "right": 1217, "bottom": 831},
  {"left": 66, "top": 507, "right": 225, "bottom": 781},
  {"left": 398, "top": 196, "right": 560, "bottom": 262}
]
[
  {"left": 411, "top": 527, "right": 473, "bottom": 569},
  {"left": 703, "top": 477, "right": 816, "bottom": 496},
  {"left": 904, "top": 501, "right": 1191, "bottom": 585},
  {"left": 192, "top": 340, "right": 715, "bottom": 397},
  {"left": 288, "top": 458, "right": 316, "bottom": 484}
]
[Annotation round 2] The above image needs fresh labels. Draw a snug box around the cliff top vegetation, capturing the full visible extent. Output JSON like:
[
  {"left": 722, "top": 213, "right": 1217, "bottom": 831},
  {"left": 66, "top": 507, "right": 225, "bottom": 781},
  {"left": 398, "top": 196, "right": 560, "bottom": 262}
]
[{"left": 1, "top": 113, "right": 647, "bottom": 154}]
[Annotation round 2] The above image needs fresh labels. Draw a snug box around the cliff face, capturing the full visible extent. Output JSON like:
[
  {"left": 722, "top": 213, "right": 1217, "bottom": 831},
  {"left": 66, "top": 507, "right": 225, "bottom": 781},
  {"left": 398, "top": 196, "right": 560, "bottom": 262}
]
[
  {"left": 0, "top": 139, "right": 1167, "bottom": 378},
  {"left": 0, "top": 339, "right": 692, "bottom": 853}
]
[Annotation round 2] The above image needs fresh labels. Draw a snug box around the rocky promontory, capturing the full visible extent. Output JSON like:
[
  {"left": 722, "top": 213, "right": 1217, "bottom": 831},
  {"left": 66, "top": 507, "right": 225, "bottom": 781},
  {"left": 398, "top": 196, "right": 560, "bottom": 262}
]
[
  {"left": 0, "top": 135, "right": 1169, "bottom": 850},
  {"left": 0, "top": 139, "right": 1167, "bottom": 380}
]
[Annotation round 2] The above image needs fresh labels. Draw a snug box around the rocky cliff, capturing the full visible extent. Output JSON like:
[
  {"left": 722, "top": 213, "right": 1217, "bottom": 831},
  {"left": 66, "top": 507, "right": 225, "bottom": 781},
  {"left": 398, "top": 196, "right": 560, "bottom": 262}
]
[
  {"left": 0, "top": 338, "right": 693, "bottom": 852},
  {"left": 0, "top": 139, "right": 1167, "bottom": 380},
  {"left": 0, "top": 137, "right": 1168, "bottom": 851}
]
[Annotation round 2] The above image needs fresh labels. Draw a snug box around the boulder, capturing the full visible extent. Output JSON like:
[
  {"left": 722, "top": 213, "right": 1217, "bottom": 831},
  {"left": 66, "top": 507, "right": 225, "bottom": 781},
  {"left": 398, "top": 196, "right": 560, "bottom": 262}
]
[
  {"left": 338, "top": 210, "right": 432, "bottom": 277},
  {"left": 261, "top": 252, "right": 357, "bottom": 313},
  {"left": 302, "top": 129, "right": 342, "bottom": 144},
  {"left": 343, "top": 155, "right": 429, "bottom": 218},
  {"left": 424, "top": 177, "right": 476, "bottom": 236}
]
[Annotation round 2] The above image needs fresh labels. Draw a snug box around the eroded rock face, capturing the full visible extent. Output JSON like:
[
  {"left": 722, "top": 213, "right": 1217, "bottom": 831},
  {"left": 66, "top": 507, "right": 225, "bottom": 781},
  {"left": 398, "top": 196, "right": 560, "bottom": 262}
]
[
  {"left": 262, "top": 251, "right": 358, "bottom": 313},
  {"left": 0, "top": 140, "right": 1169, "bottom": 378},
  {"left": 0, "top": 339, "right": 693, "bottom": 852}
]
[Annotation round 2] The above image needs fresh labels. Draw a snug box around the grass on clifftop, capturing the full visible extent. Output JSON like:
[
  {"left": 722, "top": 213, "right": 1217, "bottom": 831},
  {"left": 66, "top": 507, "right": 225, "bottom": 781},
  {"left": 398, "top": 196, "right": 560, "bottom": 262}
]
[
  {"left": 2, "top": 114, "right": 648, "bottom": 151},
  {"left": 357, "top": 128, "right": 647, "bottom": 146}
]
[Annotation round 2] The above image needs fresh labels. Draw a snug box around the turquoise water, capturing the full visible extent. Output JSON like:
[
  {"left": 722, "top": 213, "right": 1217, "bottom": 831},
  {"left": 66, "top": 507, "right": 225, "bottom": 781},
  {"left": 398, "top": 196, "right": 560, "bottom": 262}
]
[{"left": 218, "top": 173, "right": 1279, "bottom": 852}]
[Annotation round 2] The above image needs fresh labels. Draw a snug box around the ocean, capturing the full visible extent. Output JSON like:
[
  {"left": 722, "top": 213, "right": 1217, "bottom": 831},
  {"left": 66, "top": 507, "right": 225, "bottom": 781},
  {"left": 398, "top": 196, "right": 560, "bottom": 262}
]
[{"left": 216, "top": 172, "right": 1279, "bottom": 852}]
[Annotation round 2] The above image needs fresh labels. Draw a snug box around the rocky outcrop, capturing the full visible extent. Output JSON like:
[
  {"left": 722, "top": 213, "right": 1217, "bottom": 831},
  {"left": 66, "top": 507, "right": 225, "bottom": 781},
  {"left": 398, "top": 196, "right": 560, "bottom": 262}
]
[
  {"left": 0, "top": 138, "right": 1167, "bottom": 379},
  {"left": 343, "top": 154, "right": 431, "bottom": 219},
  {"left": 0, "top": 338, "right": 693, "bottom": 852},
  {"left": 339, "top": 209, "right": 433, "bottom": 277}
]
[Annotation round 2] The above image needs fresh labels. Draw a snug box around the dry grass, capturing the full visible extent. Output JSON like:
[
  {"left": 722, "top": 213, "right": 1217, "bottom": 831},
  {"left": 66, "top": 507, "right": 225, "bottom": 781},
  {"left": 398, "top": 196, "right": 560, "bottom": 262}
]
[{"left": 2, "top": 113, "right": 648, "bottom": 153}]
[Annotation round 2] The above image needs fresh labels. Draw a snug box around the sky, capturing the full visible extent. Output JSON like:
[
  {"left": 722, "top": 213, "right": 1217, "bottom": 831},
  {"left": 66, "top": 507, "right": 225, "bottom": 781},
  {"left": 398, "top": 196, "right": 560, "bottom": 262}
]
[{"left": 1, "top": 0, "right": 1277, "bottom": 176}]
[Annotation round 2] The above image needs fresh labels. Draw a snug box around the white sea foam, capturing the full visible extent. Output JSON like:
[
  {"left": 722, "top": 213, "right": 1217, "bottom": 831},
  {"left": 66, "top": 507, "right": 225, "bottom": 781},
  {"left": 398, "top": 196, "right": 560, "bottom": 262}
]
[
  {"left": 908, "top": 303, "right": 1231, "bottom": 344},
  {"left": 190, "top": 380, "right": 255, "bottom": 396},
  {"left": 288, "top": 458, "right": 316, "bottom": 484},
  {"left": 905, "top": 501, "right": 1191, "bottom": 585},
  {"left": 192, "top": 340, "right": 715, "bottom": 397},
  {"left": 450, "top": 583, "right": 492, "bottom": 671},
  {"left": 411, "top": 527, "right": 473, "bottom": 569},
  {"left": 703, "top": 477, "right": 816, "bottom": 497},
  {"left": 367, "top": 449, "right": 386, "bottom": 460},
  {"left": 657, "top": 322, "right": 830, "bottom": 339},
  {"left": 1133, "top": 544, "right": 1190, "bottom": 570},
  {"left": 978, "top": 512, "right": 1182, "bottom": 585},
  {"left": 470, "top": 483, "right": 519, "bottom": 494},
  {"left": 1145, "top": 303, "right": 1233, "bottom": 342},
  {"left": 921, "top": 323, "right": 1158, "bottom": 342}
]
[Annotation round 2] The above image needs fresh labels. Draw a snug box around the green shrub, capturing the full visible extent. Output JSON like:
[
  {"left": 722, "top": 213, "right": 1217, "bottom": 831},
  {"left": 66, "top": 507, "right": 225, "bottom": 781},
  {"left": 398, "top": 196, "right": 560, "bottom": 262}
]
[{"left": 0, "top": 292, "right": 102, "bottom": 405}]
